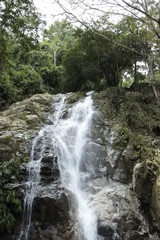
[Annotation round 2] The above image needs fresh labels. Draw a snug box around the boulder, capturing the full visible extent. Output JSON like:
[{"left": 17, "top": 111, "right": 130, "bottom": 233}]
[
  {"left": 132, "top": 160, "right": 158, "bottom": 204},
  {"left": 92, "top": 180, "right": 152, "bottom": 239},
  {"left": 28, "top": 185, "right": 74, "bottom": 240}
]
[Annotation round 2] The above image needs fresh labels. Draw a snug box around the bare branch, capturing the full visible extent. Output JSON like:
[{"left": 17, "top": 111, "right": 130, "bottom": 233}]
[
  {"left": 55, "top": 0, "right": 142, "bottom": 56},
  {"left": 121, "top": 0, "right": 159, "bottom": 24}
]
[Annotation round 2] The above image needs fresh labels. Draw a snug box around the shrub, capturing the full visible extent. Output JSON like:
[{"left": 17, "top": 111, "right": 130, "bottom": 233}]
[
  {"left": 41, "top": 65, "right": 64, "bottom": 92},
  {"left": 11, "top": 65, "right": 43, "bottom": 95},
  {"left": 0, "top": 72, "right": 17, "bottom": 109},
  {"left": 0, "top": 158, "right": 22, "bottom": 233}
]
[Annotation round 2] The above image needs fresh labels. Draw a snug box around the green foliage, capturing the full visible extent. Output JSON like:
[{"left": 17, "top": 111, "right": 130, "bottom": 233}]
[
  {"left": 0, "top": 72, "right": 18, "bottom": 109},
  {"left": 42, "top": 20, "right": 76, "bottom": 66},
  {"left": 0, "top": 8, "right": 158, "bottom": 109},
  {"left": 0, "top": 64, "right": 44, "bottom": 110},
  {"left": 0, "top": 158, "right": 22, "bottom": 233},
  {"left": 0, "top": 28, "right": 10, "bottom": 71},
  {"left": 62, "top": 25, "right": 147, "bottom": 91},
  {"left": 11, "top": 65, "right": 43, "bottom": 95},
  {"left": 110, "top": 85, "right": 160, "bottom": 169},
  {"left": 118, "top": 126, "right": 130, "bottom": 147},
  {"left": 62, "top": 31, "right": 104, "bottom": 92},
  {"left": 128, "top": 133, "right": 160, "bottom": 167},
  {"left": 27, "top": 50, "right": 53, "bottom": 71},
  {"left": 0, "top": 0, "right": 42, "bottom": 72},
  {"left": 26, "top": 48, "right": 64, "bottom": 92},
  {"left": 0, "top": 0, "right": 41, "bottom": 46},
  {"left": 0, "top": 0, "right": 44, "bottom": 110},
  {"left": 41, "top": 66, "right": 64, "bottom": 92}
]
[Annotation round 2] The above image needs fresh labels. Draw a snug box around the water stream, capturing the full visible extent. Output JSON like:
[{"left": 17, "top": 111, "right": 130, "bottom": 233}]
[
  {"left": 54, "top": 93, "right": 98, "bottom": 240},
  {"left": 18, "top": 129, "right": 45, "bottom": 240},
  {"left": 18, "top": 96, "right": 66, "bottom": 240},
  {"left": 19, "top": 93, "right": 99, "bottom": 240}
]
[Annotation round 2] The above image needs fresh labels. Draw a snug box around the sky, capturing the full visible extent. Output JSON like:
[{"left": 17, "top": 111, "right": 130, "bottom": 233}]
[
  {"left": 34, "top": 0, "right": 67, "bottom": 27},
  {"left": 33, "top": 0, "right": 124, "bottom": 28}
]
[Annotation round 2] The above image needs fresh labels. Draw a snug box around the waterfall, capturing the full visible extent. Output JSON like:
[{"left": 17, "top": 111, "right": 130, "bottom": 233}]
[
  {"left": 18, "top": 96, "right": 66, "bottom": 240},
  {"left": 19, "top": 93, "right": 99, "bottom": 240},
  {"left": 54, "top": 92, "right": 98, "bottom": 240},
  {"left": 18, "top": 129, "right": 45, "bottom": 240}
]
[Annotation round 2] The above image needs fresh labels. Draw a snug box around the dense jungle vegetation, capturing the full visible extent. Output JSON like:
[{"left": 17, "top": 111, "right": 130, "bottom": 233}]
[{"left": 0, "top": 0, "right": 160, "bottom": 110}]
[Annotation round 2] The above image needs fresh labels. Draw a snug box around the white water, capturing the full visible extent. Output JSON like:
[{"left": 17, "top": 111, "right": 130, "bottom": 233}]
[
  {"left": 19, "top": 93, "right": 99, "bottom": 240},
  {"left": 54, "top": 93, "right": 98, "bottom": 240},
  {"left": 18, "top": 96, "right": 66, "bottom": 240}
]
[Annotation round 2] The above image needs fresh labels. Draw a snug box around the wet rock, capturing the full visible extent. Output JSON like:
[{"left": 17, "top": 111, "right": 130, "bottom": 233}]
[
  {"left": 111, "top": 160, "right": 129, "bottom": 183},
  {"left": 20, "top": 163, "right": 28, "bottom": 176},
  {"left": 122, "top": 144, "right": 137, "bottom": 162},
  {"left": 40, "top": 164, "right": 52, "bottom": 175},
  {"left": 91, "top": 180, "right": 154, "bottom": 239},
  {"left": 83, "top": 141, "right": 107, "bottom": 177},
  {"left": 132, "top": 160, "right": 158, "bottom": 204},
  {"left": 29, "top": 185, "right": 74, "bottom": 240},
  {"left": 40, "top": 153, "right": 60, "bottom": 183},
  {"left": 32, "top": 193, "right": 69, "bottom": 225},
  {"left": 117, "top": 213, "right": 149, "bottom": 240},
  {"left": 98, "top": 223, "right": 117, "bottom": 240}
]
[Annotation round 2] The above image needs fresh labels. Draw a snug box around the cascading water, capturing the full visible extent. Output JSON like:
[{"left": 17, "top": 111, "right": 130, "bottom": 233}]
[
  {"left": 18, "top": 96, "right": 66, "bottom": 240},
  {"left": 19, "top": 93, "right": 100, "bottom": 240},
  {"left": 54, "top": 93, "right": 98, "bottom": 240},
  {"left": 18, "top": 129, "right": 45, "bottom": 240}
]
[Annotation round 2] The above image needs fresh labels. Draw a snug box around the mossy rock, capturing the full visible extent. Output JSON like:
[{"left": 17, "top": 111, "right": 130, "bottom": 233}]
[
  {"left": 0, "top": 117, "right": 12, "bottom": 130},
  {"left": 0, "top": 132, "right": 13, "bottom": 144},
  {"left": 66, "top": 92, "right": 85, "bottom": 104}
]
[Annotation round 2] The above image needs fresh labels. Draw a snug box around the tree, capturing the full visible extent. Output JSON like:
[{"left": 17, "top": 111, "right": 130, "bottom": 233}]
[
  {"left": 0, "top": 0, "right": 41, "bottom": 72},
  {"left": 55, "top": 0, "right": 160, "bottom": 102},
  {"left": 0, "top": 0, "right": 41, "bottom": 42},
  {"left": 42, "top": 20, "right": 75, "bottom": 66},
  {"left": 116, "top": 0, "right": 160, "bottom": 102},
  {"left": 0, "top": 0, "right": 44, "bottom": 109},
  {"left": 119, "top": 0, "right": 160, "bottom": 39},
  {"left": 62, "top": 27, "right": 143, "bottom": 91},
  {"left": 116, "top": 16, "right": 150, "bottom": 85}
]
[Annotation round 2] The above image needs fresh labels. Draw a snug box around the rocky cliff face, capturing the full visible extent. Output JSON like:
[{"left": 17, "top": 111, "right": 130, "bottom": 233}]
[
  {"left": 0, "top": 88, "right": 160, "bottom": 240},
  {"left": 0, "top": 93, "right": 53, "bottom": 162}
]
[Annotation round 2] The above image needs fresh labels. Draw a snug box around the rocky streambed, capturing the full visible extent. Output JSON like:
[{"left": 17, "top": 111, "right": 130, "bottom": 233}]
[{"left": 0, "top": 88, "right": 160, "bottom": 240}]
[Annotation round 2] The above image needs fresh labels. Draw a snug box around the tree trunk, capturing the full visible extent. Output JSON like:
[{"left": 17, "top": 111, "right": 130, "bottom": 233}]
[
  {"left": 53, "top": 49, "right": 57, "bottom": 67},
  {"left": 134, "top": 61, "right": 137, "bottom": 84},
  {"left": 147, "top": 51, "right": 160, "bottom": 105}
]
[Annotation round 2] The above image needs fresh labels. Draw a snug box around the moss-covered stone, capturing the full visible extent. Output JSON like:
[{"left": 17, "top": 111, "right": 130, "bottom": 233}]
[
  {"left": 0, "top": 93, "right": 53, "bottom": 163},
  {"left": 66, "top": 92, "right": 85, "bottom": 104}
]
